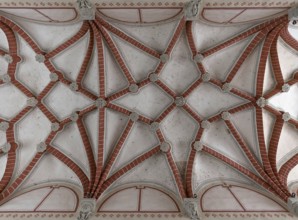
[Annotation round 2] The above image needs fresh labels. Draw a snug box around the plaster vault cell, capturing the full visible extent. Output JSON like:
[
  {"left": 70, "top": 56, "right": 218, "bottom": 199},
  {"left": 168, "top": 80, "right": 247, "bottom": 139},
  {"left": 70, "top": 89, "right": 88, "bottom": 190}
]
[{"left": 0, "top": 4, "right": 298, "bottom": 220}]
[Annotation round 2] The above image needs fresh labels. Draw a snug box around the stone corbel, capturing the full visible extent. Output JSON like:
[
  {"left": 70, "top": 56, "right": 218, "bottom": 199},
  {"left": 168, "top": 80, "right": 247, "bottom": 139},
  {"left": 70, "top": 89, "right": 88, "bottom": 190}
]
[
  {"left": 77, "top": 198, "right": 96, "bottom": 220},
  {"left": 183, "top": 198, "right": 200, "bottom": 220},
  {"left": 76, "top": 0, "right": 95, "bottom": 20},
  {"left": 288, "top": 197, "right": 298, "bottom": 216},
  {"left": 184, "top": 0, "right": 202, "bottom": 21},
  {"left": 289, "top": 6, "right": 298, "bottom": 22}
]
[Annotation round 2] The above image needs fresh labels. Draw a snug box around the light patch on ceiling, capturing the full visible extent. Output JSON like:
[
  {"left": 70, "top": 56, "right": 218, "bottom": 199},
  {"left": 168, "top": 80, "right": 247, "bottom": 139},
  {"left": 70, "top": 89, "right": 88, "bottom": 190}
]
[
  {"left": 83, "top": 46, "right": 99, "bottom": 96},
  {"left": 15, "top": 108, "right": 51, "bottom": 179},
  {"left": 109, "top": 122, "right": 159, "bottom": 176},
  {"left": 104, "top": 109, "right": 129, "bottom": 165},
  {"left": 0, "top": 57, "right": 8, "bottom": 76},
  {"left": 161, "top": 108, "right": 197, "bottom": 162},
  {"left": 0, "top": 84, "right": 27, "bottom": 120},
  {"left": 277, "top": 40, "right": 298, "bottom": 81},
  {"left": 52, "top": 123, "right": 90, "bottom": 176},
  {"left": 230, "top": 109, "right": 260, "bottom": 161},
  {"left": 187, "top": 83, "right": 245, "bottom": 118},
  {"left": 44, "top": 82, "right": 93, "bottom": 120},
  {"left": 51, "top": 34, "right": 90, "bottom": 81},
  {"left": 0, "top": 29, "right": 9, "bottom": 51},
  {"left": 202, "top": 36, "right": 253, "bottom": 81},
  {"left": 193, "top": 21, "right": 254, "bottom": 52},
  {"left": 104, "top": 43, "right": 128, "bottom": 96},
  {"left": 113, "top": 19, "right": 179, "bottom": 52},
  {"left": 269, "top": 84, "right": 298, "bottom": 120},
  {"left": 160, "top": 32, "right": 199, "bottom": 94},
  {"left": 111, "top": 35, "right": 159, "bottom": 81},
  {"left": 277, "top": 122, "right": 298, "bottom": 163},
  {"left": 114, "top": 153, "right": 179, "bottom": 195},
  {"left": 11, "top": 19, "right": 83, "bottom": 51},
  {"left": 229, "top": 43, "right": 261, "bottom": 95},
  {"left": 192, "top": 153, "right": 253, "bottom": 191},
  {"left": 113, "top": 83, "right": 172, "bottom": 119},
  {"left": 0, "top": 155, "right": 7, "bottom": 181},
  {"left": 17, "top": 36, "right": 51, "bottom": 95},
  {"left": 21, "top": 153, "right": 82, "bottom": 189},
  {"left": 201, "top": 120, "right": 254, "bottom": 171},
  {"left": 83, "top": 109, "right": 98, "bottom": 162}
]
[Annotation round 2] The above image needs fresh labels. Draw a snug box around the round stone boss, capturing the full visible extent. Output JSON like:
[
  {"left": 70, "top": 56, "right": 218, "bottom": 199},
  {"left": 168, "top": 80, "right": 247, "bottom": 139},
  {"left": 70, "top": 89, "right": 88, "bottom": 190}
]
[{"left": 160, "top": 142, "right": 171, "bottom": 153}]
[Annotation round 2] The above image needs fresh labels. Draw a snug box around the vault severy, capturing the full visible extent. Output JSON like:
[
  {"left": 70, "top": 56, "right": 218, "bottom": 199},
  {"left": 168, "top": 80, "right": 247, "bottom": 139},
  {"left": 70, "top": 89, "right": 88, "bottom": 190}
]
[{"left": 0, "top": 0, "right": 298, "bottom": 220}]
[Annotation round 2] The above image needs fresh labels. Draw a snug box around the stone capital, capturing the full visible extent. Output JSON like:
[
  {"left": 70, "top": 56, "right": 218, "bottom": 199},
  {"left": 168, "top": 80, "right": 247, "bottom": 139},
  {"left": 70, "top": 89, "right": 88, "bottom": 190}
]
[
  {"left": 77, "top": 198, "right": 96, "bottom": 220},
  {"left": 183, "top": 198, "right": 200, "bottom": 220},
  {"left": 76, "top": 0, "right": 95, "bottom": 20}
]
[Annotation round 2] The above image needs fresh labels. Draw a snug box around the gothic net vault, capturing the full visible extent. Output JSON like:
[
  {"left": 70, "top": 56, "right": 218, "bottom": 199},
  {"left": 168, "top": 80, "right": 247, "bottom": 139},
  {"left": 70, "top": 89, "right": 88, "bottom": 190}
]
[{"left": 0, "top": 0, "right": 298, "bottom": 219}]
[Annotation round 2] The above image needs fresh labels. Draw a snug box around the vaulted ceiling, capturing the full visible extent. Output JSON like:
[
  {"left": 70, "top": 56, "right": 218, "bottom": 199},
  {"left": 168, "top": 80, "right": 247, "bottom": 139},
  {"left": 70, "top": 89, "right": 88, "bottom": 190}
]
[{"left": 0, "top": 0, "right": 298, "bottom": 219}]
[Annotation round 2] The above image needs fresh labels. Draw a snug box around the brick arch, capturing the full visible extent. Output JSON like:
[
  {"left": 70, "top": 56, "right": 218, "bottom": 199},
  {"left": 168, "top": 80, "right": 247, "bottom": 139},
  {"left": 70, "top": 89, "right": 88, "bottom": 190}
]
[
  {"left": 0, "top": 8, "right": 79, "bottom": 23},
  {"left": 0, "top": 185, "right": 79, "bottom": 212},
  {"left": 97, "top": 7, "right": 183, "bottom": 24},
  {"left": 97, "top": 184, "right": 181, "bottom": 213},
  {"left": 198, "top": 182, "right": 287, "bottom": 212}
]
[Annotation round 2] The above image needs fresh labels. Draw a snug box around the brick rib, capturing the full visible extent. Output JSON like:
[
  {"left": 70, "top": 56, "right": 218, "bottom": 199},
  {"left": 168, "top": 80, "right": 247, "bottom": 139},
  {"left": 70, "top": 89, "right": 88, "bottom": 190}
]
[
  {"left": 185, "top": 21, "right": 197, "bottom": 56},
  {"left": 165, "top": 152, "right": 186, "bottom": 198},
  {"left": 165, "top": 17, "right": 186, "bottom": 55},
  {"left": 94, "top": 21, "right": 135, "bottom": 84},
  {"left": 95, "top": 15, "right": 160, "bottom": 58},
  {"left": 0, "top": 17, "right": 42, "bottom": 53},
  {"left": 256, "top": 23, "right": 286, "bottom": 97},
  {"left": 156, "top": 81, "right": 176, "bottom": 98},
  {"left": 90, "top": 22, "right": 106, "bottom": 97},
  {"left": 46, "top": 22, "right": 90, "bottom": 59},
  {"left": 268, "top": 118, "right": 284, "bottom": 176},
  {"left": 0, "top": 149, "right": 16, "bottom": 193},
  {"left": 182, "top": 104, "right": 201, "bottom": 123},
  {"left": 255, "top": 107, "right": 288, "bottom": 195},
  {"left": 182, "top": 79, "right": 202, "bottom": 97},
  {"left": 280, "top": 26, "right": 298, "bottom": 52},
  {"left": 270, "top": 35, "right": 284, "bottom": 85},
  {"left": 226, "top": 30, "right": 268, "bottom": 82},
  {"left": 77, "top": 119, "right": 96, "bottom": 194},
  {"left": 186, "top": 128, "right": 203, "bottom": 197},
  {"left": 279, "top": 154, "right": 298, "bottom": 187},
  {"left": 76, "top": 25, "right": 95, "bottom": 84},
  {"left": 203, "top": 146, "right": 288, "bottom": 202},
  {"left": 202, "top": 15, "right": 288, "bottom": 57},
  {"left": 91, "top": 108, "right": 105, "bottom": 195},
  {"left": 47, "top": 146, "right": 89, "bottom": 195},
  {"left": 226, "top": 120, "right": 289, "bottom": 197},
  {"left": 0, "top": 153, "right": 43, "bottom": 201},
  {"left": 156, "top": 103, "right": 176, "bottom": 123},
  {"left": 96, "top": 146, "right": 160, "bottom": 199},
  {"left": 92, "top": 120, "right": 134, "bottom": 197}
]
